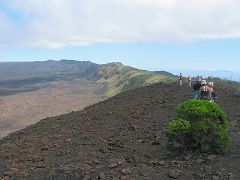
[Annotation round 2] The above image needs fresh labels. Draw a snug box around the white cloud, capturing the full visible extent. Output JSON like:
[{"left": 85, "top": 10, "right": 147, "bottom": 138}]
[{"left": 1, "top": 0, "right": 240, "bottom": 49}]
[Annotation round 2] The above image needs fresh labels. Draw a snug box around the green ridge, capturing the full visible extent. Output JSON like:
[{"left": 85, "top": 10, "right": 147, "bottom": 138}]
[{"left": 97, "top": 62, "right": 176, "bottom": 97}]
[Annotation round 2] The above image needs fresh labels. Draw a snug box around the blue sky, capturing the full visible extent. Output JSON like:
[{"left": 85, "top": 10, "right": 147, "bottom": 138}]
[
  {"left": 0, "top": 0, "right": 240, "bottom": 75},
  {"left": 1, "top": 40, "right": 239, "bottom": 72}
]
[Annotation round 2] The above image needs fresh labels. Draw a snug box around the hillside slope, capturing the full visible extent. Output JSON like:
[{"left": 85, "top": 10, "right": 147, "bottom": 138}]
[
  {"left": 0, "top": 60, "right": 174, "bottom": 97},
  {"left": 0, "top": 82, "right": 239, "bottom": 179},
  {"left": 97, "top": 62, "right": 175, "bottom": 96},
  {"left": 0, "top": 60, "right": 100, "bottom": 96}
]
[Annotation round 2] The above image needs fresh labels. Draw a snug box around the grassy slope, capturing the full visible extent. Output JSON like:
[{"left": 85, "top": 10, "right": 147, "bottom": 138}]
[{"left": 97, "top": 62, "right": 176, "bottom": 97}]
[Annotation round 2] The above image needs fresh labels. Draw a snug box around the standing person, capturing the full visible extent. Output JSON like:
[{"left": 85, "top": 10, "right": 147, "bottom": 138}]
[
  {"left": 188, "top": 76, "right": 192, "bottom": 87},
  {"left": 179, "top": 73, "right": 183, "bottom": 86},
  {"left": 208, "top": 82, "right": 217, "bottom": 102},
  {"left": 193, "top": 79, "right": 202, "bottom": 100},
  {"left": 199, "top": 80, "right": 211, "bottom": 100}
]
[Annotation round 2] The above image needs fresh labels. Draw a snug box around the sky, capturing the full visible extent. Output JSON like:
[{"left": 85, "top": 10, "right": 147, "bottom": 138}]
[{"left": 0, "top": 0, "right": 240, "bottom": 75}]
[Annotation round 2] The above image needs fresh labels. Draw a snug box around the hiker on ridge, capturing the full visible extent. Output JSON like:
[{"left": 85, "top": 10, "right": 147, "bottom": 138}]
[
  {"left": 208, "top": 82, "right": 217, "bottom": 102},
  {"left": 193, "top": 79, "right": 202, "bottom": 100},
  {"left": 199, "top": 80, "right": 211, "bottom": 100},
  {"left": 179, "top": 73, "right": 183, "bottom": 86},
  {"left": 188, "top": 76, "right": 192, "bottom": 87}
]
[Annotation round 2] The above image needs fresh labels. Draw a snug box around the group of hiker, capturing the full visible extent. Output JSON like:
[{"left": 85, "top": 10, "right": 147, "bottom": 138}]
[
  {"left": 179, "top": 73, "right": 193, "bottom": 87},
  {"left": 179, "top": 73, "right": 217, "bottom": 102}
]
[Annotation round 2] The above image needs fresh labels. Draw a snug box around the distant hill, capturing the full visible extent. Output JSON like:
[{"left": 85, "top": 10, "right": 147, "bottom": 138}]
[
  {"left": 97, "top": 62, "right": 175, "bottom": 96},
  {"left": 0, "top": 60, "right": 100, "bottom": 81},
  {"left": 0, "top": 60, "right": 175, "bottom": 97},
  {"left": 97, "top": 63, "right": 174, "bottom": 97},
  {"left": 153, "top": 71, "right": 176, "bottom": 77}
]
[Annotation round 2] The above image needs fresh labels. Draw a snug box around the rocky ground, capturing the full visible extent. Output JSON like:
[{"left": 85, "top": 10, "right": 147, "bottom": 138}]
[{"left": 0, "top": 82, "right": 239, "bottom": 179}]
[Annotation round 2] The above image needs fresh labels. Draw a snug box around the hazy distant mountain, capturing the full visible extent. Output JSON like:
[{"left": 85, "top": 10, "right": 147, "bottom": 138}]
[
  {"left": 0, "top": 60, "right": 175, "bottom": 96},
  {"left": 170, "top": 69, "right": 240, "bottom": 82},
  {"left": 206, "top": 70, "right": 240, "bottom": 81},
  {"left": 0, "top": 60, "right": 100, "bottom": 81}
]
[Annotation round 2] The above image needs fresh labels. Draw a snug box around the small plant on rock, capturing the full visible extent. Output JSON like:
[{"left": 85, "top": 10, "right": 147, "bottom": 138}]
[{"left": 167, "top": 100, "right": 231, "bottom": 155}]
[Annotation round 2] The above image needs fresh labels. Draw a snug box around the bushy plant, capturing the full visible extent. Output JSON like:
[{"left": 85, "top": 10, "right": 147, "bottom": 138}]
[
  {"left": 177, "top": 100, "right": 228, "bottom": 128},
  {"left": 168, "top": 118, "right": 191, "bottom": 135},
  {"left": 192, "top": 119, "right": 230, "bottom": 154},
  {"left": 167, "top": 100, "right": 231, "bottom": 155},
  {"left": 168, "top": 119, "right": 192, "bottom": 147}
]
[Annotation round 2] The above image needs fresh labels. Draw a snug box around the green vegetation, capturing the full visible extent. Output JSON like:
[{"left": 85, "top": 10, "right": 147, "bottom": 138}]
[
  {"left": 97, "top": 62, "right": 175, "bottom": 97},
  {"left": 168, "top": 118, "right": 191, "bottom": 135},
  {"left": 167, "top": 100, "right": 231, "bottom": 155}
]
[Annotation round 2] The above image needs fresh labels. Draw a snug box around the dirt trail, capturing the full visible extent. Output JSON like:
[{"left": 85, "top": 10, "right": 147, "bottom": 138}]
[{"left": 0, "top": 82, "right": 239, "bottom": 179}]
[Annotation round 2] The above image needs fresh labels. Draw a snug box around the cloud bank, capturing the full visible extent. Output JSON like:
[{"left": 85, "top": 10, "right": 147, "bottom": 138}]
[{"left": 1, "top": 0, "right": 240, "bottom": 49}]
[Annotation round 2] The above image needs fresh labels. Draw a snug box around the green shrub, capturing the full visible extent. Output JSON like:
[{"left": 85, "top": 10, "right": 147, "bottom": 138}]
[
  {"left": 177, "top": 100, "right": 228, "bottom": 128},
  {"left": 167, "top": 119, "right": 192, "bottom": 148},
  {"left": 168, "top": 118, "right": 191, "bottom": 135},
  {"left": 167, "top": 100, "right": 231, "bottom": 155},
  {"left": 192, "top": 119, "right": 231, "bottom": 154}
]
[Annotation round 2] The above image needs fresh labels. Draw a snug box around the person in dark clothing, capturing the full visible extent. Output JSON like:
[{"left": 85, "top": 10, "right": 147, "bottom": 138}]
[{"left": 193, "top": 79, "right": 202, "bottom": 100}]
